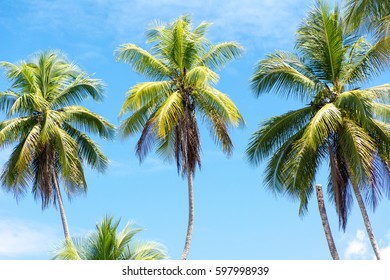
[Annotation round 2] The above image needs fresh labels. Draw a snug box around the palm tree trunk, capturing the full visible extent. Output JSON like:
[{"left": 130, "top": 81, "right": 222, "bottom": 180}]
[
  {"left": 351, "top": 183, "right": 381, "bottom": 260},
  {"left": 181, "top": 170, "right": 194, "bottom": 260},
  {"left": 53, "top": 175, "right": 71, "bottom": 241},
  {"left": 315, "top": 184, "right": 340, "bottom": 260}
]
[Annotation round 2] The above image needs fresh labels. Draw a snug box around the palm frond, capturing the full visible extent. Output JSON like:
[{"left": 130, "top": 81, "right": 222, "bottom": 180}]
[
  {"left": 152, "top": 91, "right": 183, "bottom": 137},
  {"left": 185, "top": 66, "right": 219, "bottom": 87},
  {"left": 51, "top": 75, "right": 105, "bottom": 108},
  {"left": 63, "top": 124, "right": 109, "bottom": 172},
  {"left": 198, "top": 42, "right": 243, "bottom": 70},
  {"left": 246, "top": 106, "right": 313, "bottom": 165},
  {"left": 60, "top": 106, "right": 115, "bottom": 140},
  {"left": 250, "top": 51, "right": 322, "bottom": 101},
  {"left": 296, "top": 1, "right": 345, "bottom": 85},
  {"left": 196, "top": 87, "right": 243, "bottom": 127},
  {"left": 119, "top": 81, "right": 171, "bottom": 115},
  {"left": 342, "top": 36, "right": 390, "bottom": 86},
  {"left": 115, "top": 44, "right": 171, "bottom": 80},
  {"left": 0, "top": 91, "right": 19, "bottom": 112},
  {"left": 53, "top": 216, "right": 167, "bottom": 260}
]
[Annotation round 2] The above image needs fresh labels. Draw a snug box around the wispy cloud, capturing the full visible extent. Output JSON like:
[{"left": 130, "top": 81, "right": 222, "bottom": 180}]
[
  {"left": 108, "top": 157, "right": 174, "bottom": 177},
  {"left": 343, "top": 229, "right": 390, "bottom": 260},
  {"left": 344, "top": 230, "right": 369, "bottom": 259},
  {"left": 0, "top": 216, "right": 59, "bottom": 259},
  {"left": 14, "top": 0, "right": 308, "bottom": 50}
]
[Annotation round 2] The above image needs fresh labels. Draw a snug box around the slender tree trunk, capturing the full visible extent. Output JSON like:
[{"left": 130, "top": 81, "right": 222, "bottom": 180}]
[
  {"left": 53, "top": 175, "right": 71, "bottom": 241},
  {"left": 351, "top": 183, "right": 381, "bottom": 260},
  {"left": 315, "top": 184, "right": 340, "bottom": 260},
  {"left": 181, "top": 171, "right": 194, "bottom": 260}
]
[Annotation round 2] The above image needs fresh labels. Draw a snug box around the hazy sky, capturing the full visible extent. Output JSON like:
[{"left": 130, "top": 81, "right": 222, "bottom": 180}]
[{"left": 1, "top": 0, "right": 390, "bottom": 260}]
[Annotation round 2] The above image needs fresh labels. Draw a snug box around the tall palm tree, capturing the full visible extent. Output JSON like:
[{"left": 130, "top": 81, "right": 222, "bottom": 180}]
[
  {"left": 116, "top": 15, "right": 244, "bottom": 259},
  {"left": 247, "top": 0, "right": 390, "bottom": 260},
  {"left": 53, "top": 216, "right": 167, "bottom": 260},
  {"left": 344, "top": 0, "right": 390, "bottom": 38},
  {"left": 0, "top": 51, "right": 114, "bottom": 240}
]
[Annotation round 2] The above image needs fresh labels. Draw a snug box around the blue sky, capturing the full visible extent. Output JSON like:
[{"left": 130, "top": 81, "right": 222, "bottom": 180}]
[{"left": 1, "top": 0, "right": 390, "bottom": 260}]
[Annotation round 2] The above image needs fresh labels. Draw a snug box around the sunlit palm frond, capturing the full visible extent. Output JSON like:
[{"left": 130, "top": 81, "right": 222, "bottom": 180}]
[
  {"left": 152, "top": 91, "right": 183, "bottom": 138},
  {"left": 60, "top": 105, "right": 115, "bottom": 140},
  {"left": 115, "top": 44, "right": 171, "bottom": 80},
  {"left": 119, "top": 81, "right": 171, "bottom": 115},
  {"left": 185, "top": 66, "right": 219, "bottom": 87},
  {"left": 198, "top": 42, "right": 243, "bottom": 70}
]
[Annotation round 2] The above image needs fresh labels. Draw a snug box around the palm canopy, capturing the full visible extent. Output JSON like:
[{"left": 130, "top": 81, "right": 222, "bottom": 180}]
[
  {"left": 116, "top": 15, "right": 244, "bottom": 177},
  {"left": 53, "top": 216, "right": 167, "bottom": 260},
  {"left": 0, "top": 50, "right": 114, "bottom": 207},
  {"left": 247, "top": 1, "right": 390, "bottom": 230}
]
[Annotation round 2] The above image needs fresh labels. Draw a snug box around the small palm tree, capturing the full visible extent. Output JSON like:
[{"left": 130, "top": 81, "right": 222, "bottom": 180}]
[
  {"left": 53, "top": 216, "right": 167, "bottom": 260},
  {"left": 116, "top": 15, "right": 244, "bottom": 259},
  {"left": 0, "top": 51, "right": 114, "bottom": 240},
  {"left": 247, "top": 0, "right": 390, "bottom": 259}
]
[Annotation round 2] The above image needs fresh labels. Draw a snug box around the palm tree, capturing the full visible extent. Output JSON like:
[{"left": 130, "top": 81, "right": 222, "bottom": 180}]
[
  {"left": 344, "top": 0, "right": 390, "bottom": 38},
  {"left": 247, "top": 0, "right": 390, "bottom": 260},
  {"left": 316, "top": 184, "right": 340, "bottom": 260},
  {"left": 0, "top": 51, "right": 114, "bottom": 240},
  {"left": 116, "top": 15, "right": 244, "bottom": 259},
  {"left": 53, "top": 216, "right": 167, "bottom": 260}
]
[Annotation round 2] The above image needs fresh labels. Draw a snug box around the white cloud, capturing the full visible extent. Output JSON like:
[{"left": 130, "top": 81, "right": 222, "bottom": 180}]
[
  {"left": 0, "top": 217, "right": 59, "bottom": 259},
  {"left": 344, "top": 230, "right": 369, "bottom": 259},
  {"left": 108, "top": 157, "right": 174, "bottom": 177},
  {"left": 16, "top": 0, "right": 308, "bottom": 50},
  {"left": 343, "top": 229, "right": 390, "bottom": 260}
]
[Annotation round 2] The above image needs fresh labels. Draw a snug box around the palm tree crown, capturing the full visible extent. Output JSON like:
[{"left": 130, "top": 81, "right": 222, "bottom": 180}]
[
  {"left": 247, "top": 1, "right": 390, "bottom": 229},
  {"left": 53, "top": 216, "right": 167, "bottom": 260},
  {"left": 116, "top": 15, "right": 244, "bottom": 176},
  {"left": 0, "top": 51, "right": 114, "bottom": 237}
]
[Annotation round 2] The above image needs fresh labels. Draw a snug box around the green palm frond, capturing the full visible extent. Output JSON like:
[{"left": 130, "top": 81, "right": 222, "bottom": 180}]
[
  {"left": 115, "top": 44, "right": 171, "bottom": 80},
  {"left": 250, "top": 51, "right": 322, "bottom": 101},
  {"left": 153, "top": 91, "right": 183, "bottom": 137},
  {"left": 263, "top": 129, "right": 306, "bottom": 194},
  {"left": 342, "top": 37, "right": 390, "bottom": 86},
  {"left": 60, "top": 106, "right": 115, "bottom": 140},
  {"left": 344, "top": 0, "right": 390, "bottom": 34},
  {"left": 337, "top": 119, "right": 376, "bottom": 185},
  {"left": 118, "top": 104, "right": 154, "bottom": 138},
  {"left": 63, "top": 124, "right": 109, "bottom": 172},
  {"left": 336, "top": 90, "right": 373, "bottom": 126},
  {"left": 0, "top": 117, "right": 33, "bottom": 148},
  {"left": 53, "top": 216, "right": 168, "bottom": 260},
  {"left": 196, "top": 87, "right": 243, "bottom": 126},
  {"left": 247, "top": 106, "right": 314, "bottom": 165},
  {"left": 127, "top": 242, "right": 167, "bottom": 260},
  {"left": 185, "top": 66, "right": 219, "bottom": 87},
  {"left": 198, "top": 42, "right": 243, "bottom": 70},
  {"left": 119, "top": 81, "right": 171, "bottom": 115},
  {"left": 51, "top": 75, "right": 104, "bottom": 107},
  {"left": 0, "top": 91, "right": 19, "bottom": 112},
  {"left": 296, "top": 0, "right": 345, "bottom": 85}
]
